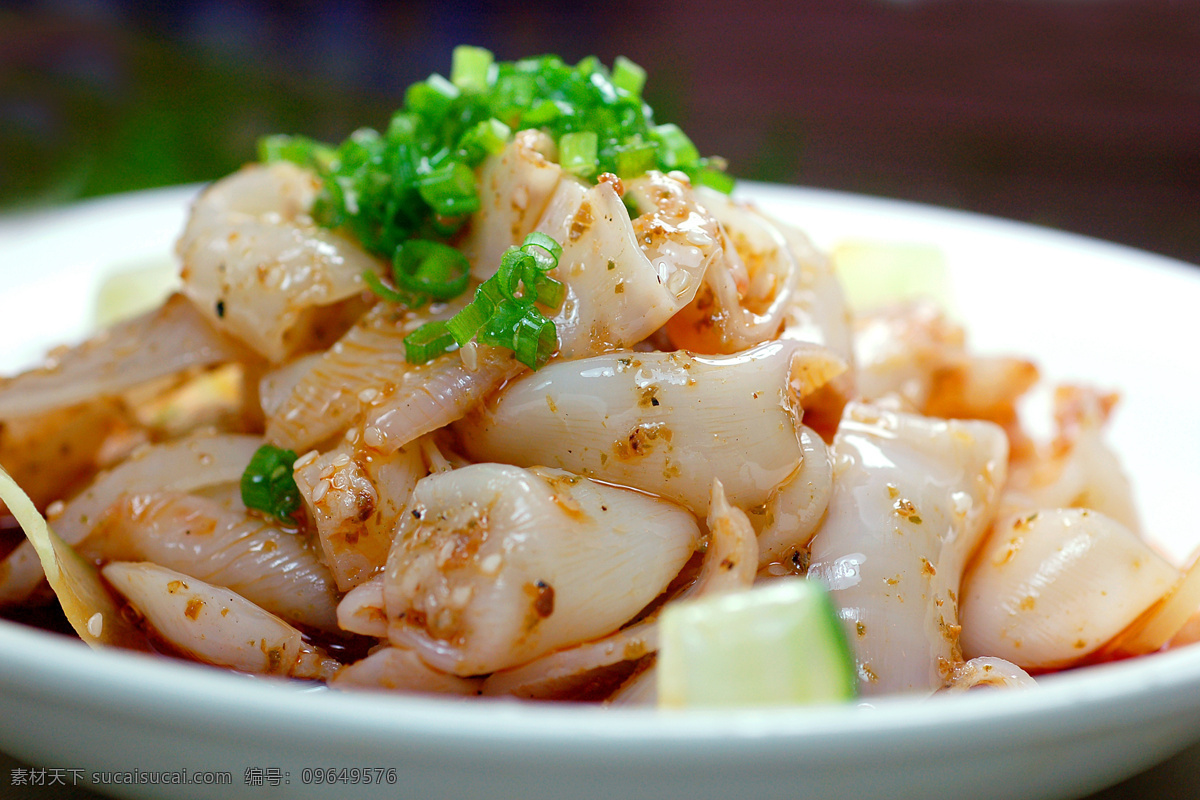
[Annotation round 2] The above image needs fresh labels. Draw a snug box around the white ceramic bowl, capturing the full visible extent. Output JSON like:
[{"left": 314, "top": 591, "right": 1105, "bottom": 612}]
[{"left": 1, "top": 184, "right": 1199, "bottom": 800}]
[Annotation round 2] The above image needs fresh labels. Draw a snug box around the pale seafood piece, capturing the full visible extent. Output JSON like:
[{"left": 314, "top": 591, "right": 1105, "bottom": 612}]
[
  {"left": 456, "top": 340, "right": 845, "bottom": 515},
  {"left": 0, "top": 294, "right": 247, "bottom": 419},
  {"left": 754, "top": 426, "right": 833, "bottom": 569},
  {"left": 177, "top": 161, "right": 381, "bottom": 362},
  {"left": 0, "top": 434, "right": 263, "bottom": 606},
  {"left": 941, "top": 657, "right": 1037, "bottom": 692},
  {"left": 479, "top": 619, "right": 659, "bottom": 700},
  {"left": 459, "top": 129, "right": 563, "bottom": 279},
  {"left": 293, "top": 642, "right": 343, "bottom": 682},
  {"left": 295, "top": 438, "right": 429, "bottom": 592},
  {"left": 479, "top": 480, "right": 754, "bottom": 701},
  {"left": 1001, "top": 386, "right": 1140, "bottom": 534},
  {"left": 542, "top": 170, "right": 716, "bottom": 358},
  {"left": 333, "top": 646, "right": 482, "bottom": 696},
  {"left": 258, "top": 353, "right": 323, "bottom": 421},
  {"left": 102, "top": 561, "right": 304, "bottom": 675},
  {"left": 663, "top": 187, "right": 800, "bottom": 354},
  {"left": 923, "top": 355, "right": 1040, "bottom": 434},
  {"left": 84, "top": 488, "right": 340, "bottom": 631},
  {"left": 1104, "top": 548, "right": 1200, "bottom": 658},
  {"left": 694, "top": 479, "right": 759, "bottom": 595},
  {"left": 807, "top": 401, "right": 1008, "bottom": 697},
  {"left": 384, "top": 464, "right": 701, "bottom": 676},
  {"left": 606, "top": 662, "right": 659, "bottom": 706},
  {"left": 337, "top": 574, "right": 387, "bottom": 638},
  {"left": 0, "top": 398, "right": 135, "bottom": 511},
  {"left": 362, "top": 346, "right": 522, "bottom": 456},
  {"left": 959, "top": 508, "right": 1178, "bottom": 670},
  {"left": 358, "top": 170, "right": 719, "bottom": 455},
  {"left": 851, "top": 300, "right": 966, "bottom": 410},
  {"left": 775, "top": 218, "right": 856, "bottom": 368},
  {"left": 776, "top": 221, "right": 857, "bottom": 437},
  {"left": 264, "top": 298, "right": 468, "bottom": 452}
]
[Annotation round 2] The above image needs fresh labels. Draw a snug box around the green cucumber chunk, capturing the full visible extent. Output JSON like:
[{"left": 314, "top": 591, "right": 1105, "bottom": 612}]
[{"left": 657, "top": 579, "right": 856, "bottom": 708}]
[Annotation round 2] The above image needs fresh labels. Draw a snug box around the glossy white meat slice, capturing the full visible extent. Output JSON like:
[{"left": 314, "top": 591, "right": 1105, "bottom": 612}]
[
  {"left": 384, "top": 464, "right": 700, "bottom": 676},
  {"left": 177, "top": 162, "right": 380, "bottom": 362},
  {"left": 807, "top": 402, "right": 1008, "bottom": 697}
]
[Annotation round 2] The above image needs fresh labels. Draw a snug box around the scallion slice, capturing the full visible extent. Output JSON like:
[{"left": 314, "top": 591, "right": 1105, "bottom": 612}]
[
  {"left": 417, "top": 161, "right": 480, "bottom": 217},
  {"left": 407, "top": 231, "right": 564, "bottom": 369},
  {"left": 611, "top": 56, "right": 646, "bottom": 96},
  {"left": 615, "top": 141, "right": 658, "bottom": 178},
  {"left": 404, "top": 320, "right": 458, "bottom": 364},
  {"left": 240, "top": 445, "right": 302, "bottom": 522},
  {"left": 652, "top": 123, "right": 700, "bottom": 170},
  {"left": 451, "top": 45, "right": 495, "bottom": 92},
  {"left": 559, "top": 131, "right": 599, "bottom": 177},
  {"left": 362, "top": 270, "right": 416, "bottom": 305},
  {"left": 393, "top": 240, "right": 470, "bottom": 300}
]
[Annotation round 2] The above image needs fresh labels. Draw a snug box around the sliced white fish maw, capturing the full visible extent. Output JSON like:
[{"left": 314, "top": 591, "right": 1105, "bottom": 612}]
[
  {"left": 83, "top": 489, "right": 340, "bottom": 631},
  {"left": 457, "top": 341, "right": 844, "bottom": 515},
  {"left": 540, "top": 172, "right": 715, "bottom": 357},
  {"left": 0, "top": 294, "right": 246, "bottom": 419},
  {"left": 102, "top": 561, "right": 303, "bottom": 675},
  {"left": 807, "top": 402, "right": 1008, "bottom": 697},
  {"left": 0, "top": 434, "right": 264, "bottom": 606},
  {"left": 459, "top": 130, "right": 563, "bottom": 280},
  {"left": 960, "top": 508, "right": 1177, "bottom": 669},
  {"left": 177, "top": 162, "right": 382, "bottom": 362},
  {"left": 384, "top": 464, "right": 700, "bottom": 676},
  {"left": 333, "top": 647, "right": 481, "bottom": 696}
]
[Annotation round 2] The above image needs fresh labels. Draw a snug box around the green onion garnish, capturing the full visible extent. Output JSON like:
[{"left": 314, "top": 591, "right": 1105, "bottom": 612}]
[
  {"left": 451, "top": 45, "right": 495, "bottom": 92},
  {"left": 403, "top": 320, "right": 457, "bottom": 364},
  {"left": 240, "top": 445, "right": 302, "bottom": 522},
  {"left": 417, "top": 161, "right": 480, "bottom": 217},
  {"left": 614, "top": 140, "right": 658, "bottom": 179},
  {"left": 651, "top": 123, "right": 700, "bottom": 171},
  {"left": 611, "top": 56, "right": 647, "bottom": 97},
  {"left": 393, "top": 240, "right": 470, "bottom": 300},
  {"left": 404, "top": 232, "right": 565, "bottom": 369},
  {"left": 559, "top": 131, "right": 599, "bottom": 178},
  {"left": 259, "top": 50, "right": 732, "bottom": 268}
]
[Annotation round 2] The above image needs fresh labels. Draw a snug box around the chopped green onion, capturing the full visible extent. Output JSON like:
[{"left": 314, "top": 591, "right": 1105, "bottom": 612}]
[
  {"left": 477, "top": 300, "right": 557, "bottom": 369},
  {"left": 408, "top": 231, "right": 564, "bottom": 368},
  {"left": 393, "top": 240, "right": 470, "bottom": 300},
  {"left": 258, "top": 52, "right": 728, "bottom": 273},
  {"left": 451, "top": 45, "right": 495, "bottom": 92},
  {"left": 494, "top": 248, "right": 530, "bottom": 299},
  {"left": 457, "top": 118, "right": 512, "bottom": 163},
  {"left": 527, "top": 271, "right": 565, "bottom": 307},
  {"left": 521, "top": 231, "right": 563, "bottom": 269},
  {"left": 652, "top": 123, "right": 700, "bottom": 170},
  {"left": 240, "top": 445, "right": 302, "bottom": 522},
  {"left": 404, "top": 320, "right": 457, "bottom": 363},
  {"left": 417, "top": 161, "right": 480, "bottom": 217},
  {"left": 405, "top": 74, "right": 459, "bottom": 118},
  {"left": 559, "top": 131, "right": 599, "bottom": 177},
  {"left": 385, "top": 112, "right": 418, "bottom": 143},
  {"left": 614, "top": 141, "right": 658, "bottom": 178},
  {"left": 445, "top": 289, "right": 495, "bottom": 345},
  {"left": 611, "top": 56, "right": 646, "bottom": 96},
  {"left": 694, "top": 167, "right": 736, "bottom": 194},
  {"left": 362, "top": 270, "right": 416, "bottom": 305},
  {"left": 574, "top": 55, "right": 602, "bottom": 78},
  {"left": 258, "top": 134, "right": 335, "bottom": 170},
  {"left": 523, "top": 99, "right": 570, "bottom": 125}
]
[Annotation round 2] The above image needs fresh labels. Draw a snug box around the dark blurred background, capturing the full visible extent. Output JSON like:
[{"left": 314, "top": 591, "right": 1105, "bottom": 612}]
[{"left": 2, "top": 0, "right": 1198, "bottom": 264}]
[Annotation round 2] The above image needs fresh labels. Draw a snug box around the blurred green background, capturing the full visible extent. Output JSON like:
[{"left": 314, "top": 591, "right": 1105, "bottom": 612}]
[{"left": 2, "top": 0, "right": 1198, "bottom": 264}]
